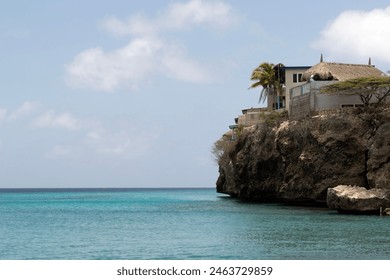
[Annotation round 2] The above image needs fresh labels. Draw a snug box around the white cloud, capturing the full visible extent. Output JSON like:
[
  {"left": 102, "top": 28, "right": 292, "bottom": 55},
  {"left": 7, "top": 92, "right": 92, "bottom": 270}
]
[
  {"left": 103, "top": 15, "right": 158, "bottom": 37},
  {"left": 160, "top": 45, "right": 210, "bottom": 83},
  {"left": 65, "top": 38, "right": 162, "bottom": 91},
  {"left": 164, "top": 0, "right": 235, "bottom": 30},
  {"left": 65, "top": 36, "right": 211, "bottom": 91},
  {"left": 30, "top": 109, "right": 162, "bottom": 160},
  {"left": 8, "top": 101, "right": 41, "bottom": 121},
  {"left": 2, "top": 101, "right": 160, "bottom": 162},
  {"left": 44, "top": 123, "right": 160, "bottom": 161},
  {"left": 66, "top": 0, "right": 235, "bottom": 91},
  {"left": 312, "top": 6, "right": 390, "bottom": 65},
  {"left": 102, "top": 0, "right": 236, "bottom": 36},
  {"left": 32, "top": 110, "right": 82, "bottom": 130}
]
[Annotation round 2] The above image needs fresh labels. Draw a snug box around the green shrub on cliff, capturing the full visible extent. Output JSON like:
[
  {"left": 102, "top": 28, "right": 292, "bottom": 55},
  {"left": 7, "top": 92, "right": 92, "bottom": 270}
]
[
  {"left": 258, "top": 110, "right": 288, "bottom": 126},
  {"left": 212, "top": 138, "right": 236, "bottom": 165},
  {"left": 322, "top": 76, "right": 390, "bottom": 108},
  {"left": 212, "top": 126, "right": 252, "bottom": 165}
]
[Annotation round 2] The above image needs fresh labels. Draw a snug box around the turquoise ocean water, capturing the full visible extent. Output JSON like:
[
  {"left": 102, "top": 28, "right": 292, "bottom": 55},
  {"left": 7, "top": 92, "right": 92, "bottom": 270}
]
[{"left": 0, "top": 188, "right": 389, "bottom": 260}]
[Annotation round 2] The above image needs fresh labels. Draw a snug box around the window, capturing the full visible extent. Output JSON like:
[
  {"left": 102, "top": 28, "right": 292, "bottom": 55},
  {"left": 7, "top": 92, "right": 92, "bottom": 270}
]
[
  {"left": 272, "top": 96, "right": 286, "bottom": 110},
  {"left": 293, "top": 73, "right": 303, "bottom": 83}
]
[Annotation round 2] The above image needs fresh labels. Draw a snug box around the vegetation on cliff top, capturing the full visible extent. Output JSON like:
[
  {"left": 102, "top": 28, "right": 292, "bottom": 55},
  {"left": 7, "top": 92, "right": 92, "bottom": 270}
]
[
  {"left": 322, "top": 76, "right": 390, "bottom": 107},
  {"left": 212, "top": 110, "right": 288, "bottom": 166}
]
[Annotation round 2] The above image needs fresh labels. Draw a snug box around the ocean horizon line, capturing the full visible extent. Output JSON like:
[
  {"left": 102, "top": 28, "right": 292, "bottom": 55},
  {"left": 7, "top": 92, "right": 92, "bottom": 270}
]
[{"left": 0, "top": 187, "right": 215, "bottom": 193}]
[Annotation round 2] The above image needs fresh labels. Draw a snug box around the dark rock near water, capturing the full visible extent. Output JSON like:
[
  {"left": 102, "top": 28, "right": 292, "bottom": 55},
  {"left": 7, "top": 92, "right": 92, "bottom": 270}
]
[{"left": 215, "top": 108, "right": 390, "bottom": 208}]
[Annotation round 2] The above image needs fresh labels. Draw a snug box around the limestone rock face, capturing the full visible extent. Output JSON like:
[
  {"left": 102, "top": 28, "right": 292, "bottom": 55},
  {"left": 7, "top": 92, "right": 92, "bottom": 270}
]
[
  {"left": 367, "top": 122, "right": 390, "bottom": 189},
  {"left": 216, "top": 109, "right": 390, "bottom": 205},
  {"left": 327, "top": 185, "right": 390, "bottom": 213},
  {"left": 216, "top": 123, "right": 284, "bottom": 201},
  {"left": 275, "top": 115, "right": 368, "bottom": 203}
]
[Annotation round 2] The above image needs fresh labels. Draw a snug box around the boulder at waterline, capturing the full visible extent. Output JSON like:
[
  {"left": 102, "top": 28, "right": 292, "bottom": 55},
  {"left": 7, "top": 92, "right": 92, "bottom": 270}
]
[{"left": 327, "top": 185, "right": 390, "bottom": 214}]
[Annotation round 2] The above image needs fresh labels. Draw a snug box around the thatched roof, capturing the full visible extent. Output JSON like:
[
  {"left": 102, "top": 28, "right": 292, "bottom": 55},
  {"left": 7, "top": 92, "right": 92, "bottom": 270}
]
[{"left": 301, "top": 62, "right": 385, "bottom": 82}]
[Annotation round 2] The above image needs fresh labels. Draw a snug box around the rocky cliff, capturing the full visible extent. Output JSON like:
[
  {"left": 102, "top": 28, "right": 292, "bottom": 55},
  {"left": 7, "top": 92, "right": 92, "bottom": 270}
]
[{"left": 215, "top": 107, "right": 390, "bottom": 206}]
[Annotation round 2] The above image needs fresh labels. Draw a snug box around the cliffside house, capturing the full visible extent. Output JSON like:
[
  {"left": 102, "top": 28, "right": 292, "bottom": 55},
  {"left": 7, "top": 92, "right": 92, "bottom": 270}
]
[
  {"left": 289, "top": 61, "right": 387, "bottom": 120},
  {"left": 235, "top": 65, "right": 311, "bottom": 128},
  {"left": 228, "top": 59, "right": 387, "bottom": 139},
  {"left": 267, "top": 65, "right": 312, "bottom": 111}
]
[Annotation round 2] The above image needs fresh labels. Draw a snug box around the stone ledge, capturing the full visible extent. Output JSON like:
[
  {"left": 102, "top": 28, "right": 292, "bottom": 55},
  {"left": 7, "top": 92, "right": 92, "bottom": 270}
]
[{"left": 327, "top": 185, "right": 390, "bottom": 214}]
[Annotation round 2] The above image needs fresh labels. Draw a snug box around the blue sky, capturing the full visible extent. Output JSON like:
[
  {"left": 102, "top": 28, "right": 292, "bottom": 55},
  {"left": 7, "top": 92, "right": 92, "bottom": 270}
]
[{"left": 1, "top": 0, "right": 390, "bottom": 188}]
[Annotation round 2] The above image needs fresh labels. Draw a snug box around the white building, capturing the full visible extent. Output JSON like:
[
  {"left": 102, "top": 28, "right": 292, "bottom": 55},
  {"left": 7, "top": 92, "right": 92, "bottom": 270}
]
[{"left": 289, "top": 61, "right": 387, "bottom": 119}]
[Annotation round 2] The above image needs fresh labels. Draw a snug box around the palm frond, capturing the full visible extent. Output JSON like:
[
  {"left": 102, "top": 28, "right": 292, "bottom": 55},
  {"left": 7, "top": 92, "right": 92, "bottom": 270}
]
[
  {"left": 249, "top": 81, "right": 262, "bottom": 89},
  {"left": 249, "top": 62, "right": 279, "bottom": 103}
]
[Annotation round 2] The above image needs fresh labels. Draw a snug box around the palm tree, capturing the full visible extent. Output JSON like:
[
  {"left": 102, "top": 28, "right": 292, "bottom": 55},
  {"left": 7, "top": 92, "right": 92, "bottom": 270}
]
[{"left": 249, "top": 62, "right": 284, "bottom": 107}]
